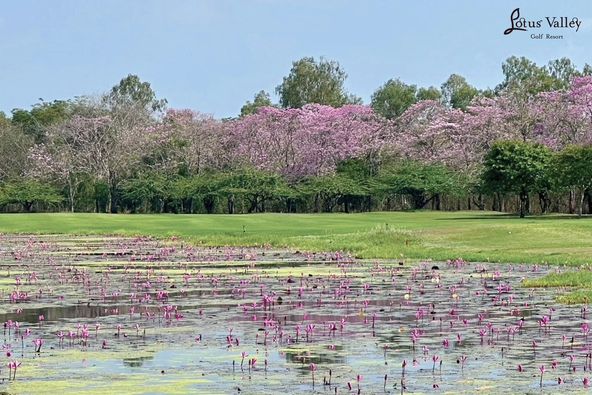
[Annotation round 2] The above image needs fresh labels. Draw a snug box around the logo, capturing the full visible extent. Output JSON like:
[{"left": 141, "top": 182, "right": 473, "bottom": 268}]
[
  {"left": 504, "top": 8, "right": 582, "bottom": 39},
  {"left": 504, "top": 8, "right": 530, "bottom": 35}
]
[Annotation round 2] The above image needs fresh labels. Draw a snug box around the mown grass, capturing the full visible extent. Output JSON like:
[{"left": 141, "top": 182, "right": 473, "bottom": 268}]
[{"left": 0, "top": 211, "right": 591, "bottom": 265}]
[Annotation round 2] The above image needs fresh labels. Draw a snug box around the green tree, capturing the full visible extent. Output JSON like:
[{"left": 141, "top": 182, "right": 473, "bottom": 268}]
[
  {"left": 276, "top": 57, "right": 360, "bottom": 108},
  {"left": 0, "top": 111, "right": 8, "bottom": 126},
  {"left": 0, "top": 180, "right": 63, "bottom": 212},
  {"left": 378, "top": 161, "right": 462, "bottom": 210},
  {"left": 547, "top": 57, "right": 580, "bottom": 89},
  {"left": 187, "top": 174, "right": 226, "bottom": 214},
  {"left": 0, "top": 123, "right": 32, "bottom": 181},
  {"left": 371, "top": 79, "right": 417, "bottom": 119},
  {"left": 495, "top": 56, "right": 575, "bottom": 97},
  {"left": 553, "top": 145, "right": 592, "bottom": 216},
  {"left": 11, "top": 100, "right": 71, "bottom": 142},
  {"left": 416, "top": 86, "right": 442, "bottom": 102},
  {"left": 302, "top": 174, "right": 369, "bottom": 213},
  {"left": 121, "top": 173, "right": 170, "bottom": 213},
  {"left": 482, "top": 141, "right": 552, "bottom": 218},
  {"left": 441, "top": 74, "right": 478, "bottom": 110},
  {"left": 240, "top": 90, "right": 273, "bottom": 116},
  {"left": 105, "top": 74, "right": 167, "bottom": 114},
  {"left": 220, "top": 169, "right": 289, "bottom": 213}
]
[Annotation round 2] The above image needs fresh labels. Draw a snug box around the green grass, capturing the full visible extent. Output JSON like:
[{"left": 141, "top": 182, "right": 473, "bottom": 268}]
[
  {"left": 523, "top": 271, "right": 592, "bottom": 304},
  {"left": 523, "top": 271, "right": 592, "bottom": 288},
  {"left": 1, "top": 211, "right": 592, "bottom": 265}
]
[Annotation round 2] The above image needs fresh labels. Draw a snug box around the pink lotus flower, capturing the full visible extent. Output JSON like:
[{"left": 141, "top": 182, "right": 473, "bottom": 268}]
[{"left": 33, "top": 338, "right": 43, "bottom": 352}]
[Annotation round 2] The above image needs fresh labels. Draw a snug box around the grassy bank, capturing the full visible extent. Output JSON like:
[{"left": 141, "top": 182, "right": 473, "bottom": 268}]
[{"left": 0, "top": 211, "right": 591, "bottom": 265}]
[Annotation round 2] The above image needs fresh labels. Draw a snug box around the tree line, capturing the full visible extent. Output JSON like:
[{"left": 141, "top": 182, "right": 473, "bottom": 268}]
[{"left": 2, "top": 56, "right": 592, "bottom": 216}]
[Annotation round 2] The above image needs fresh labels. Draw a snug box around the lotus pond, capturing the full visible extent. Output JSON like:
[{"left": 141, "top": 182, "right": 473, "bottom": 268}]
[{"left": 0, "top": 235, "right": 590, "bottom": 394}]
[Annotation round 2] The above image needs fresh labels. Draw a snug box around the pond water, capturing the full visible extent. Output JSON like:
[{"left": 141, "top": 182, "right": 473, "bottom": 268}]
[{"left": 0, "top": 235, "right": 589, "bottom": 394}]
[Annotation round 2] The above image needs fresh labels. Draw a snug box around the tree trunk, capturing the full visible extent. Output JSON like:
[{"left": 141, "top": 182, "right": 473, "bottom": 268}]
[
  {"left": 538, "top": 192, "right": 549, "bottom": 214},
  {"left": 519, "top": 189, "right": 528, "bottom": 218},
  {"left": 579, "top": 189, "right": 585, "bottom": 217},
  {"left": 67, "top": 178, "right": 76, "bottom": 213},
  {"left": 248, "top": 196, "right": 258, "bottom": 213},
  {"left": 472, "top": 194, "right": 485, "bottom": 210},
  {"left": 569, "top": 189, "right": 576, "bottom": 214},
  {"left": 106, "top": 188, "right": 112, "bottom": 213},
  {"left": 227, "top": 194, "right": 235, "bottom": 214}
]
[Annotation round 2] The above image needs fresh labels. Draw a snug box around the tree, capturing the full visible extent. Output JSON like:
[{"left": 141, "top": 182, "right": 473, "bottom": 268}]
[
  {"left": 33, "top": 110, "right": 149, "bottom": 213},
  {"left": 97, "top": 75, "right": 168, "bottom": 212},
  {"left": 482, "top": 141, "right": 552, "bottom": 217},
  {"left": 121, "top": 172, "right": 170, "bottom": 213},
  {"left": 378, "top": 161, "right": 463, "bottom": 210},
  {"left": 156, "top": 109, "right": 226, "bottom": 176},
  {"left": 371, "top": 79, "right": 417, "bottom": 119},
  {"left": 441, "top": 74, "right": 478, "bottom": 110},
  {"left": 0, "top": 179, "right": 62, "bottom": 212},
  {"left": 390, "top": 100, "right": 468, "bottom": 169},
  {"left": 219, "top": 169, "right": 289, "bottom": 213},
  {"left": 228, "top": 104, "right": 385, "bottom": 181},
  {"left": 276, "top": 57, "right": 360, "bottom": 108},
  {"left": 416, "top": 86, "right": 442, "bottom": 102},
  {"left": 531, "top": 76, "right": 592, "bottom": 150},
  {"left": 302, "top": 173, "right": 369, "bottom": 213},
  {"left": 495, "top": 56, "right": 581, "bottom": 97},
  {"left": 553, "top": 145, "right": 592, "bottom": 216},
  {"left": 104, "top": 74, "right": 167, "bottom": 114},
  {"left": 11, "top": 100, "right": 71, "bottom": 142},
  {"left": 240, "top": 90, "right": 273, "bottom": 116},
  {"left": 0, "top": 123, "right": 33, "bottom": 181},
  {"left": 547, "top": 57, "right": 580, "bottom": 89}
]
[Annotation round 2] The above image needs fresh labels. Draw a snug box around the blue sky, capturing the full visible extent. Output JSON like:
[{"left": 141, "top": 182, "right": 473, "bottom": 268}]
[{"left": 1, "top": 0, "right": 591, "bottom": 118}]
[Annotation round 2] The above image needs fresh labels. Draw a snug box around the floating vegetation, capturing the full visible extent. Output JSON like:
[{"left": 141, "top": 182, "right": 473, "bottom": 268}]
[{"left": 0, "top": 235, "right": 590, "bottom": 393}]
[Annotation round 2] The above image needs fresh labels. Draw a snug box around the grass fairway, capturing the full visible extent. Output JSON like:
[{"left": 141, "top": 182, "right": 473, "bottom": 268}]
[{"left": 1, "top": 210, "right": 591, "bottom": 265}]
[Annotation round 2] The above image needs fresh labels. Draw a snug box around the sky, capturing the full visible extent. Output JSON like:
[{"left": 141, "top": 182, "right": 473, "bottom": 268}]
[{"left": 1, "top": 0, "right": 591, "bottom": 118}]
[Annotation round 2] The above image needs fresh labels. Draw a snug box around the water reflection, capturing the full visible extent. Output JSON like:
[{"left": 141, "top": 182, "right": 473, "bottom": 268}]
[{"left": 123, "top": 355, "right": 154, "bottom": 368}]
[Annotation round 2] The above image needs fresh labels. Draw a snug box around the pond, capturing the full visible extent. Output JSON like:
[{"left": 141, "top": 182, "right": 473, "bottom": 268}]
[{"left": 0, "top": 234, "right": 589, "bottom": 394}]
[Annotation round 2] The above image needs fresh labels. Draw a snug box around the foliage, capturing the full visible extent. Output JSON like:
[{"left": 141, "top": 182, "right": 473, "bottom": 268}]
[
  {"left": 11, "top": 100, "right": 71, "bottom": 142},
  {"left": 7, "top": 58, "right": 592, "bottom": 215},
  {"left": 371, "top": 79, "right": 417, "bottom": 119},
  {"left": 105, "top": 74, "right": 167, "bottom": 114},
  {"left": 553, "top": 145, "right": 592, "bottom": 215},
  {"left": 482, "top": 141, "right": 552, "bottom": 217},
  {"left": 240, "top": 90, "right": 273, "bottom": 116},
  {"left": 441, "top": 74, "right": 478, "bottom": 110},
  {"left": 416, "top": 86, "right": 442, "bottom": 101},
  {"left": 228, "top": 104, "right": 384, "bottom": 181},
  {"left": 275, "top": 57, "right": 360, "bottom": 108},
  {"left": 0, "top": 180, "right": 62, "bottom": 211},
  {"left": 378, "top": 161, "right": 464, "bottom": 209}
]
